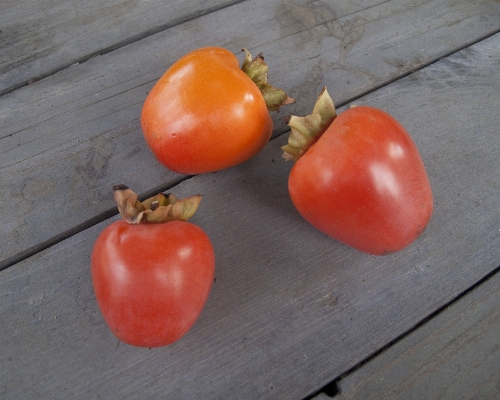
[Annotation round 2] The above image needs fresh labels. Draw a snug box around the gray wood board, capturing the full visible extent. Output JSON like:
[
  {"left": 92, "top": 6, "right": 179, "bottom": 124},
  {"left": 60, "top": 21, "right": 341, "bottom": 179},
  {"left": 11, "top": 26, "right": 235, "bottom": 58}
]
[
  {"left": 1, "top": 33, "right": 499, "bottom": 399},
  {"left": 2, "top": 0, "right": 500, "bottom": 264},
  {"left": 333, "top": 271, "right": 500, "bottom": 400},
  {"left": 0, "top": 0, "right": 244, "bottom": 94}
]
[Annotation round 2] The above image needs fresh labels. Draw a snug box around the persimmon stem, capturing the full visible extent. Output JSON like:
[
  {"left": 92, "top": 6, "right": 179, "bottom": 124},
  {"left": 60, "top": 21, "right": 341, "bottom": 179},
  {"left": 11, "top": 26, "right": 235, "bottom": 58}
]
[
  {"left": 241, "top": 48, "right": 295, "bottom": 112},
  {"left": 281, "top": 87, "right": 337, "bottom": 161},
  {"left": 113, "top": 185, "right": 202, "bottom": 224}
]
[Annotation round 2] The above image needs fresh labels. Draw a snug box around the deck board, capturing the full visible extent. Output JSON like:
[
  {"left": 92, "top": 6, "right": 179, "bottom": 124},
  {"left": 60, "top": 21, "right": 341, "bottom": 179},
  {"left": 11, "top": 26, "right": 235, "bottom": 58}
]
[
  {"left": 332, "top": 271, "right": 500, "bottom": 400},
  {"left": 1, "top": 32, "right": 499, "bottom": 399},
  {"left": 0, "top": 0, "right": 244, "bottom": 94},
  {"left": 2, "top": 0, "right": 500, "bottom": 265}
]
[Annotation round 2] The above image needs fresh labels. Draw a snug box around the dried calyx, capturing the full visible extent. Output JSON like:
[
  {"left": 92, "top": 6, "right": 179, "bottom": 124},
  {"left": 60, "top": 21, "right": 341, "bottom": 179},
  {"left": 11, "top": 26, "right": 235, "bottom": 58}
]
[
  {"left": 281, "top": 87, "right": 337, "bottom": 161},
  {"left": 113, "top": 185, "right": 202, "bottom": 224},
  {"left": 241, "top": 48, "right": 295, "bottom": 111}
]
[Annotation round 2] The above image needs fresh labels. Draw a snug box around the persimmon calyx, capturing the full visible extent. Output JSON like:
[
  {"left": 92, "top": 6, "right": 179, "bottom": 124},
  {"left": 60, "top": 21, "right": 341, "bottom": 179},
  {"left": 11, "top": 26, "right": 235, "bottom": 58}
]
[
  {"left": 281, "top": 87, "right": 337, "bottom": 161},
  {"left": 113, "top": 185, "right": 202, "bottom": 224},
  {"left": 241, "top": 48, "right": 295, "bottom": 111}
]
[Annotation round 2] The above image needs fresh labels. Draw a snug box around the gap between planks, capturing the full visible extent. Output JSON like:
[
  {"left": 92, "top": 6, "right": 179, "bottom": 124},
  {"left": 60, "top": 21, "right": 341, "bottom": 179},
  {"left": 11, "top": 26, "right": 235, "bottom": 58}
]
[
  {"left": 0, "top": 0, "right": 247, "bottom": 98},
  {"left": 304, "top": 262, "right": 500, "bottom": 400},
  {"left": 1, "top": 26, "right": 500, "bottom": 272}
]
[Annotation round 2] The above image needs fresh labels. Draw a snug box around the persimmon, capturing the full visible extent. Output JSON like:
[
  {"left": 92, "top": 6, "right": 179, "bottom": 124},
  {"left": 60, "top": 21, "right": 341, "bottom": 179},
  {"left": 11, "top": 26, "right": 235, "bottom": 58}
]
[
  {"left": 283, "top": 88, "right": 433, "bottom": 255},
  {"left": 141, "top": 47, "right": 293, "bottom": 174},
  {"left": 91, "top": 186, "right": 215, "bottom": 347}
]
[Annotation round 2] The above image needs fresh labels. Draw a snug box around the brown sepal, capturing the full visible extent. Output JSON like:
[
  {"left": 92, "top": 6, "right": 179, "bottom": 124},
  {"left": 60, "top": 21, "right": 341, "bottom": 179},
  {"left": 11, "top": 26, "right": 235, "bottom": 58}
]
[
  {"left": 281, "top": 87, "right": 337, "bottom": 161},
  {"left": 112, "top": 185, "right": 202, "bottom": 224},
  {"left": 241, "top": 48, "right": 295, "bottom": 111}
]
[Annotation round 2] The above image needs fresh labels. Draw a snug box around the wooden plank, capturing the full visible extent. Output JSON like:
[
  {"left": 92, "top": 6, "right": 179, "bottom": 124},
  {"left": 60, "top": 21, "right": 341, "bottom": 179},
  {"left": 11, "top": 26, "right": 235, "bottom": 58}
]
[
  {"left": 331, "top": 271, "right": 500, "bottom": 400},
  {"left": 2, "top": 0, "right": 500, "bottom": 265},
  {"left": 0, "top": 0, "right": 244, "bottom": 95},
  {"left": 1, "top": 33, "right": 499, "bottom": 399}
]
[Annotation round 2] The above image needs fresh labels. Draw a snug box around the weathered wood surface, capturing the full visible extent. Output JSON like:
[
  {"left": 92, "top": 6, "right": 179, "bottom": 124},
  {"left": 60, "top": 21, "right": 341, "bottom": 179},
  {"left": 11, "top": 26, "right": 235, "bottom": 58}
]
[
  {"left": 0, "top": 0, "right": 244, "bottom": 95},
  {"left": 2, "top": 0, "right": 500, "bottom": 265},
  {"left": 332, "top": 271, "right": 500, "bottom": 400},
  {"left": 1, "top": 32, "right": 499, "bottom": 399}
]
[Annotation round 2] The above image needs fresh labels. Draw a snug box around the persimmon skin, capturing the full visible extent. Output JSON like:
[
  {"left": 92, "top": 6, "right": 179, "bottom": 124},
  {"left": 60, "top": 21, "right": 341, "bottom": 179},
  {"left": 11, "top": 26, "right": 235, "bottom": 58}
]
[
  {"left": 91, "top": 220, "right": 215, "bottom": 347},
  {"left": 141, "top": 47, "right": 273, "bottom": 174},
  {"left": 288, "top": 106, "right": 433, "bottom": 255}
]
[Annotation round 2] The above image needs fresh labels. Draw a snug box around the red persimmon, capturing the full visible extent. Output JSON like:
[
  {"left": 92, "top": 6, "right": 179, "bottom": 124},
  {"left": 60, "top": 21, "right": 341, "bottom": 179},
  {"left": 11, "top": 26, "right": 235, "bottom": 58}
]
[
  {"left": 91, "top": 186, "right": 215, "bottom": 347},
  {"left": 283, "top": 88, "right": 433, "bottom": 255}
]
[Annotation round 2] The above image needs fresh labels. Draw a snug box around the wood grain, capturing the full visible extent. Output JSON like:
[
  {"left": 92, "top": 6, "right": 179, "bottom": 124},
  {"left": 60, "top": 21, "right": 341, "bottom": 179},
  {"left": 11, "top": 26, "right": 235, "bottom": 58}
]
[
  {"left": 2, "top": 0, "right": 500, "bottom": 264},
  {"left": 1, "top": 33, "right": 499, "bottom": 399},
  {"left": 333, "top": 271, "right": 500, "bottom": 400},
  {"left": 0, "top": 0, "right": 245, "bottom": 94}
]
